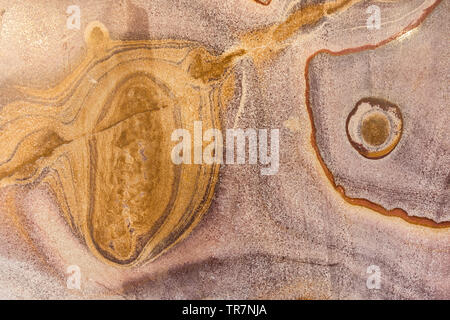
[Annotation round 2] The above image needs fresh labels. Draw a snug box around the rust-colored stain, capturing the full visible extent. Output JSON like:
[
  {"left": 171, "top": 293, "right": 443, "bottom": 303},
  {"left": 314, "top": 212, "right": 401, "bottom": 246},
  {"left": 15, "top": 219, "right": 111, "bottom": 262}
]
[
  {"left": 254, "top": 0, "right": 272, "bottom": 5},
  {"left": 0, "top": 22, "right": 224, "bottom": 266}
]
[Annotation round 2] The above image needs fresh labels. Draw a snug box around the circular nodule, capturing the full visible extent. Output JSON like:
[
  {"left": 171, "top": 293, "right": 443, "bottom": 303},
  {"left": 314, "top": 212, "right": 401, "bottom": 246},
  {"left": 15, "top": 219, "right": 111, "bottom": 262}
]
[{"left": 346, "top": 97, "right": 403, "bottom": 159}]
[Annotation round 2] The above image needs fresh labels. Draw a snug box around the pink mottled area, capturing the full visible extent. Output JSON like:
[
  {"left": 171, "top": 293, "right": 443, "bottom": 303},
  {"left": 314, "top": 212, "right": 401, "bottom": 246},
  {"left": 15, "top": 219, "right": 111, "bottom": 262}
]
[{"left": 0, "top": 0, "right": 448, "bottom": 299}]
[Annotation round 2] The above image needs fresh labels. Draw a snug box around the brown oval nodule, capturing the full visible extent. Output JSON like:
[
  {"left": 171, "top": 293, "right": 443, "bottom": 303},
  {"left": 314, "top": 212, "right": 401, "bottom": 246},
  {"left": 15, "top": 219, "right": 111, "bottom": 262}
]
[
  {"left": 0, "top": 22, "right": 227, "bottom": 267},
  {"left": 346, "top": 97, "right": 403, "bottom": 159}
]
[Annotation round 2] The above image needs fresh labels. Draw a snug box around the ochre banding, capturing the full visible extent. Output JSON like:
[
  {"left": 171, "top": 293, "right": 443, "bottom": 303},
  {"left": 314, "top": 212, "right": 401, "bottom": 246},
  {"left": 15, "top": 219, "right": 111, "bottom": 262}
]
[{"left": 0, "top": 23, "right": 224, "bottom": 266}]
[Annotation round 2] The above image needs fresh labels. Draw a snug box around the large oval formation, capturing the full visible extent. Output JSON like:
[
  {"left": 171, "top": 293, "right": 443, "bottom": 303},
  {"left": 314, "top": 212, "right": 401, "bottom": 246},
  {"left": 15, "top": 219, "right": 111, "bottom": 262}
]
[{"left": 0, "top": 22, "right": 226, "bottom": 266}]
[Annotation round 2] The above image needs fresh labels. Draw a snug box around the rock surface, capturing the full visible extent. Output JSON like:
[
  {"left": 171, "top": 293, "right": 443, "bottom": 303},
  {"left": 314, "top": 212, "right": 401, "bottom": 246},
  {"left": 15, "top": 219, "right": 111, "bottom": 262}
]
[{"left": 0, "top": 0, "right": 447, "bottom": 299}]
